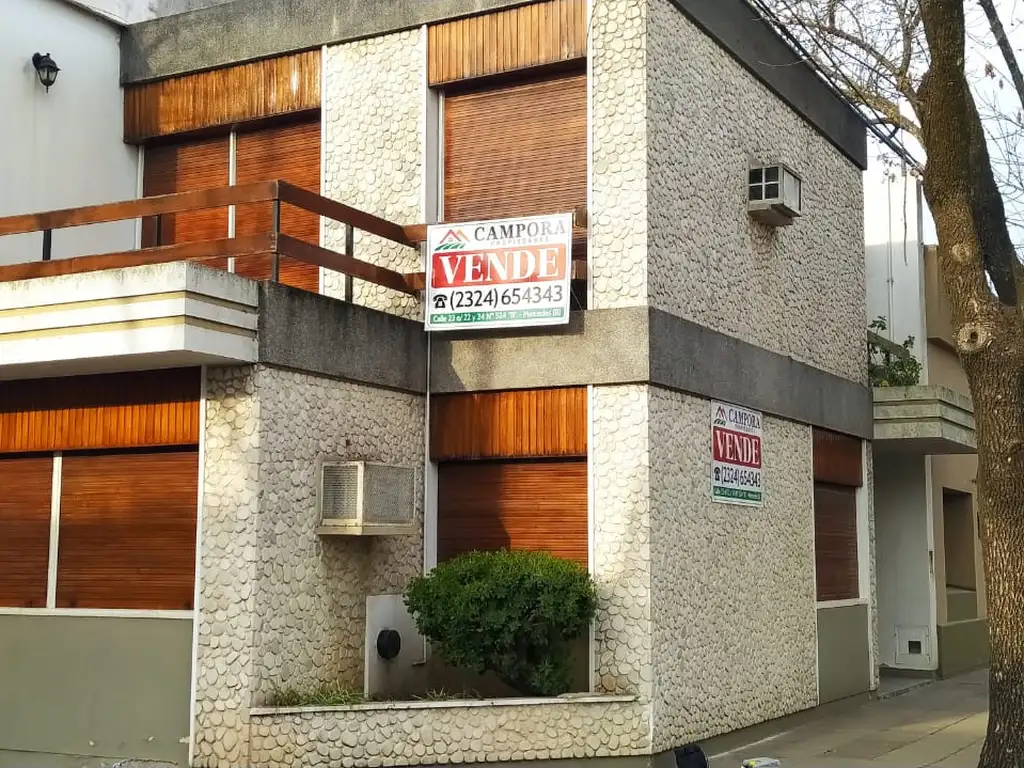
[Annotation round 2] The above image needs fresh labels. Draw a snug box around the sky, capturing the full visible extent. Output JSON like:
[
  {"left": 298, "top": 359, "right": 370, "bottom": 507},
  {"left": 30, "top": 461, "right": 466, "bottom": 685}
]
[{"left": 865, "top": 0, "right": 1024, "bottom": 250}]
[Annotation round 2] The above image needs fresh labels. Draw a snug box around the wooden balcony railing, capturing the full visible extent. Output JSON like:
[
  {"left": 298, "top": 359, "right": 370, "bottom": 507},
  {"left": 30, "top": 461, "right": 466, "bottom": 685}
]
[{"left": 0, "top": 180, "right": 589, "bottom": 293}]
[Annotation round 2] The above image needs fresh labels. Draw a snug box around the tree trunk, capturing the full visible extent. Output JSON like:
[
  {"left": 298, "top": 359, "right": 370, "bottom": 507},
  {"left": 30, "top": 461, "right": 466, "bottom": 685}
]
[
  {"left": 959, "top": 321, "right": 1024, "bottom": 768},
  {"left": 917, "top": 1, "right": 1024, "bottom": 765}
]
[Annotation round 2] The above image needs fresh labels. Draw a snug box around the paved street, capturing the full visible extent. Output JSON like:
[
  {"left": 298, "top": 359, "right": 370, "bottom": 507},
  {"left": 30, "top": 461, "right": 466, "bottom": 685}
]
[{"left": 708, "top": 670, "right": 988, "bottom": 768}]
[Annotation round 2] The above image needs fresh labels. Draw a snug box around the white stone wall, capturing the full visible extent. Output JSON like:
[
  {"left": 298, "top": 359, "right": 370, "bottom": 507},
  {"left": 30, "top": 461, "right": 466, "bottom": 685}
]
[
  {"left": 590, "top": 386, "right": 653, "bottom": 698},
  {"left": 589, "top": 0, "right": 649, "bottom": 309},
  {"left": 648, "top": 388, "right": 818, "bottom": 749},
  {"left": 195, "top": 366, "right": 262, "bottom": 768},
  {"left": 194, "top": 365, "right": 424, "bottom": 768},
  {"left": 249, "top": 699, "right": 650, "bottom": 767},
  {"left": 646, "top": 0, "right": 865, "bottom": 384},
  {"left": 322, "top": 30, "right": 425, "bottom": 319},
  {"left": 251, "top": 367, "right": 424, "bottom": 701}
]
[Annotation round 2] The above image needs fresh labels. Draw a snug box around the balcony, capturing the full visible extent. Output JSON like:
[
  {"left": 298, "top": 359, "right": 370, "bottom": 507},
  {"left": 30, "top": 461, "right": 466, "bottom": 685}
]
[
  {"left": 873, "top": 385, "right": 976, "bottom": 455},
  {"left": 0, "top": 182, "right": 587, "bottom": 380}
]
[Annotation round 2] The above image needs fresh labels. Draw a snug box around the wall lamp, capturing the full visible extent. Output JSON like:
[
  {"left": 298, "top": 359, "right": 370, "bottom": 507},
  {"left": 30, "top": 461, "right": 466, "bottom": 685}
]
[{"left": 32, "top": 53, "right": 60, "bottom": 92}]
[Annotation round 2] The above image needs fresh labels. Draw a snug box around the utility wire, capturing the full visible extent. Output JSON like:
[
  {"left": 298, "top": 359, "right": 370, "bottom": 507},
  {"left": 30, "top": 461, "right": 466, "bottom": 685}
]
[{"left": 745, "top": 0, "right": 925, "bottom": 171}]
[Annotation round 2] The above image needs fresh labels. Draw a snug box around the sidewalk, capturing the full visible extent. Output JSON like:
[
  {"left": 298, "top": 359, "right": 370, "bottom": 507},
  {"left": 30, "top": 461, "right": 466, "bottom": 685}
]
[{"left": 707, "top": 669, "right": 988, "bottom": 768}]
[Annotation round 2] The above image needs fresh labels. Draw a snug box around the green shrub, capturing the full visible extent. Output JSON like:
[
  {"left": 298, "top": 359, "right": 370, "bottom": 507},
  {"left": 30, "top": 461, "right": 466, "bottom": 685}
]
[{"left": 404, "top": 549, "right": 598, "bottom": 696}]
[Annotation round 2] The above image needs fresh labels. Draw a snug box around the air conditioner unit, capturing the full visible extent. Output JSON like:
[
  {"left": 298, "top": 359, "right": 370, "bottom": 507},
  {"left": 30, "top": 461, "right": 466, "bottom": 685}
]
[
  {"left": 316, "top": 461, "right": 417, "bottom": 536},
  {"left": 747, "top": 163, "right": 802, "bottom": 226}
]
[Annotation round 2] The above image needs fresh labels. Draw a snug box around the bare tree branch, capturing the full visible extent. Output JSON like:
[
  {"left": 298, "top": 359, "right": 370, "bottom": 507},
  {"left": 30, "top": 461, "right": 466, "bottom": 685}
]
[{"left": 979, "top": 0, "right": 1024, "bottom": 108}]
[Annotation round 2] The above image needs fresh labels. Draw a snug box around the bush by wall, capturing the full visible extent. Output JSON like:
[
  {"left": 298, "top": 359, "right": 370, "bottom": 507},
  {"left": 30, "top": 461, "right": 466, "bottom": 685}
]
[{"left": 404, "top": 549, "right": 598, "bottom": 696}]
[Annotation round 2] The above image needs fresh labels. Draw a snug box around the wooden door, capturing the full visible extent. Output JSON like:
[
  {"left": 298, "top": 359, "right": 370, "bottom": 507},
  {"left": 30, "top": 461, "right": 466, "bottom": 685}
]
[
  {"left": 235, "top": 118, "right": 322, "bottom": 291},
  {"left": 141, "top": 136, "right": 230, "bottom": 270}
]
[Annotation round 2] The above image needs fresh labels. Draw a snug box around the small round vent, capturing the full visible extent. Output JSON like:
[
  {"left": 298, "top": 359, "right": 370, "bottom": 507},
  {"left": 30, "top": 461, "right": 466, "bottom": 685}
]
[{"left": 376, "top": 628, "right": 402, "bottom": 661}]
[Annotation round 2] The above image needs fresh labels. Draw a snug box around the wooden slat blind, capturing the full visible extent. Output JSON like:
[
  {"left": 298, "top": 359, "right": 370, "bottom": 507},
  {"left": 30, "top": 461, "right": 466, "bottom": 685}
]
[
  {"left": 56, "top": 449, "right": 199, "bottom": 610},
  {"left": 443, "top": 71, "right": 587, "bottom": 226},
  {"left": 438, "top": 460, "right": 587, "bottom": 566},
  {"left": 0, "top": 456, "right": 53, "bottom": 608},
  {"left": 141, "top": 136, "right": 230, "bottom": 262},
  {"left": 234, "top": 118, "right": 322, "bottom": 292},
  {"left": 813, "top": 428, "right": 863, "bottom": 487},
  {"left": 814, "top": 483, "right": 859, "bottom": 602},
  {"left": 431, "top": 388, "right": 587, "bottom": 461},
  {"left": 428, "top": 0, "right": 587, "bottom": 86},
  {"left": 124, "top": 50, "right": 321, "bottom": 142},
  {"left": 0, "top": 369, "right": 200, "bottom": 454}
]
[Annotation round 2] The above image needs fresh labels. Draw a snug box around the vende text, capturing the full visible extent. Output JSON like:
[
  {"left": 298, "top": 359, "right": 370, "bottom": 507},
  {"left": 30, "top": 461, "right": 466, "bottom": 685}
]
[
  {"left": 432, "top": 245, "right": 567, "bottom": 288},
  {"left": 713, "top": 427, "right": 762, "bottom": 468}
]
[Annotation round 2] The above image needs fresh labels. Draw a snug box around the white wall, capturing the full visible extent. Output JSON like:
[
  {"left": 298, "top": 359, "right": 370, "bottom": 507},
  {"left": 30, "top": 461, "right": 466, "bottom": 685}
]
[
  {"left": 874, "top": 454, "right": 937, "bottom": 671},
  {"left": 0, "top": 0, "right": 138, "bottom": 266},
  {"left": 864, "top": 144, "right": 928, "bottom": 367}
]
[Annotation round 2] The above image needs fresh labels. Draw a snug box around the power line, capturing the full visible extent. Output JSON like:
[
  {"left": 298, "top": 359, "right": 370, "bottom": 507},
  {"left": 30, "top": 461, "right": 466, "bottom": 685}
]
[{"left": 745, "top": 0, "right": 925, "bottom": 171}]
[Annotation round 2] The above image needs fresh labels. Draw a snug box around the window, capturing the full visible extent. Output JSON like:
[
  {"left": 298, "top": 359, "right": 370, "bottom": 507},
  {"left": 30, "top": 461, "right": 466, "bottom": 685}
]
[
  {"left": 0, "top": 456, "right": 53, "bottom": 608},
  {"left": 56, "top": 449, "right": 199, "bottom": 611},
  {"left": 442, "top": 69, "right": 588, "bottom": 309},
  {"left": 814, "top": 483, "right": 859, "bottom": 601},
  {"left": 0, "top": 370, "right": 201, "bottom": 612},
  {"left": 812, "top": 428, "right": 862, "bottom": 602}
]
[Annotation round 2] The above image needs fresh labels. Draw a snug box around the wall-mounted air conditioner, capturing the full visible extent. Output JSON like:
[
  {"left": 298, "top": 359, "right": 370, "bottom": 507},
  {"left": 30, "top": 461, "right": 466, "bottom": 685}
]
[
  {"left": 316, "top": 460, "right": 417, "bottom": 536},
  {"left": 747, "top": 163, "right": 802, "bottom": 227}
]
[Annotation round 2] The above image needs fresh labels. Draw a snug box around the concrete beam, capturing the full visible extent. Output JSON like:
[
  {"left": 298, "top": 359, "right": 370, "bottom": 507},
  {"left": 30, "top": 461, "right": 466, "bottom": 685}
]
[
  {"left": 121, "top": 0, "right": 532, "bottom": 82},
  {"left": 649, "top": 309, "right": 873, "bottom": 439},
  {"left": 256, "top": 287, "right": 870, "bottom": 436},
  {"left": 257, "top": 282, "right": 426, "bottom": 393},
  {"left": 431, "top": 306, "right": 873, "bottom": 439},
  {"left": 429, "top": 307, "right": 650, "bottom": 393}
]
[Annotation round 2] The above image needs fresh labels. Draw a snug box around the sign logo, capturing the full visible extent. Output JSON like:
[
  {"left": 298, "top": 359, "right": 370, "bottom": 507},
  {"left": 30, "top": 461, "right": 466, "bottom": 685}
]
[
  {"left": 435, "top": 229, "right": 470, "bottom": 251},
  {"left": 713, "top": 405, "right": 728, "bottom": 426},
  {"left": 711, "top": 401, "right": 764, "bottom": 507},
  {"left": 424, "top": 213, "right": 573, "bottom": 332}
]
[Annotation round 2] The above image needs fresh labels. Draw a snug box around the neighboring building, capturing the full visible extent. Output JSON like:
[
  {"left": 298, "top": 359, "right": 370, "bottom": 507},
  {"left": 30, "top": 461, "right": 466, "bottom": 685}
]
[
  {"left": 0, "top": 0, "right": 138, "bottom": 265},
  {"left": 865, "top": 153, "right": 987, "bottom": 681},
  {"left": 0, "top": 0, "right": 873, "bottom": 767}
]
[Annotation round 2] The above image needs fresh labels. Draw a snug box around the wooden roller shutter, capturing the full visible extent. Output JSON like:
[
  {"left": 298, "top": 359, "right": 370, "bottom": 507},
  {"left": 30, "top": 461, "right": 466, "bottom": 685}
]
[
  {"left": 437, "top": 459, "right": 587, "bottom": 566},
  {"left": 427, "top": 0, "right": 587, "bottom": 86},
  {"left": 814, "top": 483, "right": 859, "bottom": 602},
  {"left": 431, "top": 388, "right": 587, "bottom": 461},
  {"left": 813, "top": 428, "right": 863, "bottom": 487},
  {"left": 56, "top": 448, "right": 199, "bottom": 611},
  {"left": 141, "top": 137, "right": 230, "bottom": 271},
  {"left": 0, "top": 368, "right": 200, "bottom": 455},
  {"left": 0, "top": 456, "right": 53, "bottom": 608},
  {"left": 443, "top": 71, "right": 587, "bottom": 226},
  {"left": 235, "top": 118, "right": 321, "bottom": 292}
]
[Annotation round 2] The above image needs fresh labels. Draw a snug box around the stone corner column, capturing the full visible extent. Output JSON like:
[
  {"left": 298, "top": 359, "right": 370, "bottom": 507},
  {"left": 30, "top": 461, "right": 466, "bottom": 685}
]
[{"left": 192, "top": 366, "right": 262, "bottom": 768}]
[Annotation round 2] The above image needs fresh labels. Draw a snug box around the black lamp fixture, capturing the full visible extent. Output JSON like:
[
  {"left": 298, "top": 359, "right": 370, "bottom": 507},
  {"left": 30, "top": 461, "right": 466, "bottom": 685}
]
[{"left": 32, "top": 53, "right": 60, "bottom": 92}]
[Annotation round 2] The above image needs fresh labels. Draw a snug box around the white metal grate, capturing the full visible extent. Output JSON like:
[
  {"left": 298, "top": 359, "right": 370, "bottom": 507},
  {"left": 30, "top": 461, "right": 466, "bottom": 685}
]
[
  {"left": 361, "top": 464, "right": 416, "bottom": 526},
  {"left": 320, "top": 463, "right": 360, "bottom": 522}
]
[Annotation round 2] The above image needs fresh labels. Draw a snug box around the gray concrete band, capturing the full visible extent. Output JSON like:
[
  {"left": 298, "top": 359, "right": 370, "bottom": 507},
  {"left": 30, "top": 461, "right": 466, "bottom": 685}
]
[
  {"left": 257, "top": 287, "right": 872, "bottom": 438},
  {"left": 119, "top": 0, "right": 865, "bottom": 168}
]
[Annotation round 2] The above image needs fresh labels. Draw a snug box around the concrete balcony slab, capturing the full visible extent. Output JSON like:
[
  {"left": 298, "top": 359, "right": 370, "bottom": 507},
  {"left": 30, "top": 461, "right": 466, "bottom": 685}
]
[
  {"left": 0, "top": 262, "right": 258, "bottom": 380},
  {"left": 873, "top": 385, "right": 976, "bottom": 455}
]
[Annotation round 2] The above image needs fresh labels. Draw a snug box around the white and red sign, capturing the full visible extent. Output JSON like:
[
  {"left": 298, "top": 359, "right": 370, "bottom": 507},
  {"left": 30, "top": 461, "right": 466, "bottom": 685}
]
[
  {"left": 425, "top": 213, "right": 573, "bottom": 331},
  {"left": 711, "top": 401, "right": 763, "bottom": 506}
]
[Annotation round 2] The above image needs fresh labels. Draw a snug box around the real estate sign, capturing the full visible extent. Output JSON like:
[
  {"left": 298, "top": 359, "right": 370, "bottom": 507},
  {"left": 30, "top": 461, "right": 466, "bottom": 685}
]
[
  {"left": 425, "top": 213, "right": 573, "bottom": 331},
  {"left": 711, "top": 400, "right": 764, "bottom": 506}
]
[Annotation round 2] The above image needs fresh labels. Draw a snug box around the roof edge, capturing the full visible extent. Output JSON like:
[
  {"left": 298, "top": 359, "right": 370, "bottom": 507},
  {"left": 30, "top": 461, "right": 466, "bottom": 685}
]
[
  {"left": 60, "top": 0, "right": 129, "bottom": 26},
  {"left": 119, "top": 0, "right": 866, "bottom": 168}
]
